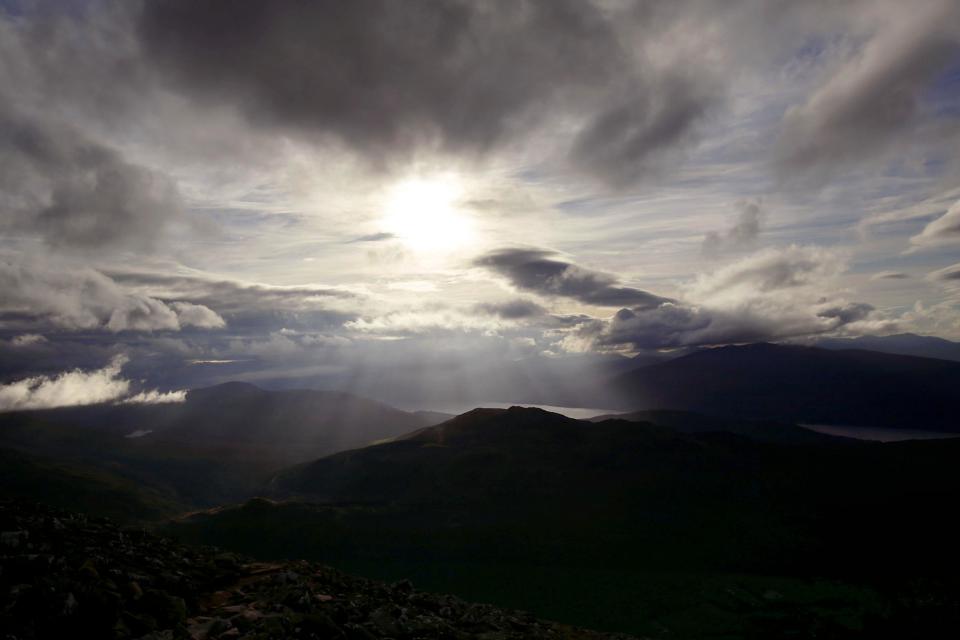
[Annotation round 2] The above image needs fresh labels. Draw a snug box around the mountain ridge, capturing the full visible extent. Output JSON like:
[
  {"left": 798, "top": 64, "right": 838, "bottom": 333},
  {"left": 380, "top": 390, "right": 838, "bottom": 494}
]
[{"left": 613, "top": 342, "right": 960, "bottom": 430}]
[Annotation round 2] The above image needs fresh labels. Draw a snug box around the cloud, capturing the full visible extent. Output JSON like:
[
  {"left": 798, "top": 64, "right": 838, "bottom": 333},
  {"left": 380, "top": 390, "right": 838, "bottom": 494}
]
[
  {"left": 475, "top": 248, "right": 670, "bottom": 308},
  {"left": 777, "top": 0, "right": 960, "bottom": 179},
  {"left": 872, "top": 271, "right": 911, "bottom": 280},
  {"left": 169, "top": 301, "right": 227, "bottom": 329},
  {"left": 0, "top": 355, "right": 131, "bottom": 411},
  {"left": 0, "top": 260, "right": 225, "bottom": 332},
  {"left": 474, "top": 299, "right": 548, "bottom": 320},
  {"left": 688, "top": 245, "right": 844, "bottom": 299},
  {"left": 137, "top": 0, "right": 722, "bottom": 185},
  {"left": 929, "top": 262, "right": 960, "bottom": 281},
  {"left": 119, "top": 389, "right": 187, "bottom": 404},
  {"left": 566, "top": 246, "right": 877, "bottom": 351},
  {"left": 0, "top": 2, "right": 193, "bottom": 253},
  {"left": 351, "top": 232, "right": 396, "bottom": 243},
  {"left": 0, "top": 354, "right": 188, "bottom": 411},
  {"left": 0, "top": 103, "right": 182, "bottom": 251},
  {"left": 107, "top": 270, "right": 356, "bottom": 334},
  {"left": 9, "top": 334, "right": 47, "bottom": 347},
  {"left": 910, "top": 200, "right": 960, "bottom": 251},
  {"left": 702, "top": 200, "right": 764, "bottom": 256},
  {"left": 346, "top": 308, "right": 504, "bottom": 337}
]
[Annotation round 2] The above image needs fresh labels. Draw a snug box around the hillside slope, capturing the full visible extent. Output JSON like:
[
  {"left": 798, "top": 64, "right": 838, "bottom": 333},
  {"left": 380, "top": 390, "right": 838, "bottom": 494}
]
[
  {"left": 0, "top": 382, "right": 443, "bottom": 507},
  {"left": 170, "top": 407, "right": 960, "bottom": 637},
  {"left": 613, "top": 343, "right": 960, "bottom": 430},
  {"left": 1, "top": 500, "right": 633, "bottom": 639}
]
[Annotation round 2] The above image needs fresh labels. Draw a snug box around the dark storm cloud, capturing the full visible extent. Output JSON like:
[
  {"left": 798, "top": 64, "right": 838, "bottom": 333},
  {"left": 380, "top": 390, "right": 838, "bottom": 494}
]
[
  {"left": 474, "top": 299, "right": 548, "bottom": 320},
  {"left": 0, "top": 106, "right": 182, "bottom": 250},
  {"left": 137, "top": 0, "right": 717, "bottom": 185},
  {"left": 702, "top": 200, "right": 764, "bottom": 256},
  {"left": 475, "top": 248, "right": 671, "bottom": 309}
]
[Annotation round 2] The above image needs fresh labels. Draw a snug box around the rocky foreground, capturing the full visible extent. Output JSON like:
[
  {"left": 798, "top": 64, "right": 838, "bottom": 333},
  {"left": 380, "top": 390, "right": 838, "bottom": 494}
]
[{"left": 0, "top": 501, "right": 636, "bottom": 640}]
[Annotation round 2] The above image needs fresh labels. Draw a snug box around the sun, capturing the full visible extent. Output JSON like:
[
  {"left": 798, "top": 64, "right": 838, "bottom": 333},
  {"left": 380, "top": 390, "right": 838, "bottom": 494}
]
[{"left": 381, "top": 176, "right": 474, "bottom": 253}]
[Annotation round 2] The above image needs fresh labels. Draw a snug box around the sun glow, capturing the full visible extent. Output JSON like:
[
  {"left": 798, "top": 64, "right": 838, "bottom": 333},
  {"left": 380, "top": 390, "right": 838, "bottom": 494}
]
[{"left": 381, "top": 176, "right": 474, "bottom": 253}]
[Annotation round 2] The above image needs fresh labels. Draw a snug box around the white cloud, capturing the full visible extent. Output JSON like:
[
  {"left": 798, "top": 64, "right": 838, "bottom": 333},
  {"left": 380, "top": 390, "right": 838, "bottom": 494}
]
[
  {"left": 119, "top": 389, "right": 187, "bottom": 405},
  {"left": 0, "top": 356, "right": 188, "bottom": 411},
  {"left": 910, "top": 200, "right": 960, "bottom": 251},
  {"left": 566, "top": 246, "right": 877, "bottom": 351},
  {"left": 0, "top": 356, "right": 130, "bottom": 411},
  {"left": 9, "top": 334, "right": 47, "bottom": 347},
  {"left": 0, "top": 260, "right": 225, "bottom": 332},
  {"left": 170, "top": 301, "right": 227, "bottom": 329}
]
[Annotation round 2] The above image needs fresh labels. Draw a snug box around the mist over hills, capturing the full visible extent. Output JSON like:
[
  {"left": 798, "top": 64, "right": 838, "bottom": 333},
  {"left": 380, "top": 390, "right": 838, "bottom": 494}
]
[
  {"left": 1, "top": 381, "right": 438, "bottom": 462},
  {"left": 0, "top": 382, "right": 441, "bottom": 508}
]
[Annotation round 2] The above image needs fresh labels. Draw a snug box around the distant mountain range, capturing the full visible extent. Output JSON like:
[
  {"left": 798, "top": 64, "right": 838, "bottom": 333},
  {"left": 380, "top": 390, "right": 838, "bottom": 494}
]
[
  {"left": 814, "top": 332, "right": 960, "bottom": 362},
  {"left": 612, "top": 342, "right": 960, "bottom": 430},
  {"left": 587, "top": 409, "right": 850, "bottom": 445},
  {"left": 0, "top": 382, "right": 442, "bottom": 507},
  {"left": 1, "top": 381, "right": 440, "bottom": 463}
]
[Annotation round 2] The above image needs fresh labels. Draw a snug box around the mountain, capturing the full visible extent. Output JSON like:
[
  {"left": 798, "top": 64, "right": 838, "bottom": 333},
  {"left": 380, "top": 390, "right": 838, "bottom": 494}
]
[
  {"left": 612, "top": 343, "right": 960, "bottom": 431},
  {"left": 0, "top": 447, "right": 183, "bottom": 524},
  {"left": 1, "top": 501, "right": 633, "bottom": 640},
  {"left": 815, "top": 333, "right": 960, "bottom": 362},
  {"left": 0, "top": 382, "right": 441, "bottom": 507},
  {"left": 587, "top": 409, "right": 850, "bottom": 445},
  {"left": 169, "top": 406, "right": 960, "bottom": 637},
  {"left": 267, "top": 406, "right": 691, "bottom": 504},
  {"left": 5, "top": 381, "right": 440, "bottom": 461}
]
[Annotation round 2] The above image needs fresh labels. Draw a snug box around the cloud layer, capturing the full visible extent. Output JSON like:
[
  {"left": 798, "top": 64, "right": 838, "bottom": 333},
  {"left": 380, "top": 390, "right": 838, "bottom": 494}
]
[
  {"left": 475, "top": 248, "right": 670, "bottom": 309},
  {"left": 0, "top": 355, "right": 186, "bottom": 411},
  {"left": 137, "top": 0, "right": 718, "bottom": 186},
  {"left": 562, "top": 246, "right": 880, "bottom": 351},
  {"left": 0, "top": 261, "right": 225, "bottom": 332}
]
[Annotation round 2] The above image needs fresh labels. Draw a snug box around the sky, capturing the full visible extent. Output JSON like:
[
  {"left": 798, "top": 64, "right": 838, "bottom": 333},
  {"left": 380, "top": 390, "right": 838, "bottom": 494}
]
[{"left": 1, "top": 0, "right": 960, "bottom": 408}]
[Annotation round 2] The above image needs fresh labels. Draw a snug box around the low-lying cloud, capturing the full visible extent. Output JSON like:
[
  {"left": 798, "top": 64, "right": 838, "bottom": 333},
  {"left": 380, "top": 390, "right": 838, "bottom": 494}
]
[
  {"left": 0, "top": 355, "right": 187, "bottom": 411},
  {"left": 0, "top": 355, "right": 189, "bottom": 411}
]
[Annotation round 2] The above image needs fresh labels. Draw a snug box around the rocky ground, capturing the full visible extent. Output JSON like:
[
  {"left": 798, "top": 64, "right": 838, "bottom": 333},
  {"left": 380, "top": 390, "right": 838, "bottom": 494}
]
[{"left": 0, "top": 501, "right": 637, "bottom": 639}]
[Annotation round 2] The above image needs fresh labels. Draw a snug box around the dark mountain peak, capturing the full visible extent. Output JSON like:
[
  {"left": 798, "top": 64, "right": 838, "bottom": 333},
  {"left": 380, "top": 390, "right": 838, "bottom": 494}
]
[
  {"left": 615, "top": 341, "right": 960, "bottom": 430},
  {"left": 410, "top": 406, "right": 583, "bottom": 446},
  {"left": 815, "top": 332, "right": 960, "bottom": 362},
  {"left": 187, "top": 380, "right": 266, "bottom": 401}
]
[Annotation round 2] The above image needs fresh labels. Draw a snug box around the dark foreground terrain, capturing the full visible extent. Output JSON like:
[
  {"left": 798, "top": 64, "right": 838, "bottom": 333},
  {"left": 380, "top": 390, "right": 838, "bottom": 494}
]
[
  {"left": 5, "top": 367, "right": 960, "bottom": 639},
  {"left": 0, "top": 500, "right": 634, "bottom": 640},
  {"left": 169, "top": 408, "right": 960, "bottom": 638}
]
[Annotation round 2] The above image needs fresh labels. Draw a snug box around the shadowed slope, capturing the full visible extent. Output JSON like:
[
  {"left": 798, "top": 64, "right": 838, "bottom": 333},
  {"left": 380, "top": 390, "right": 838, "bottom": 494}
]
[{"left": 613, "top": 343, "right": 960, "bottom": 430}]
